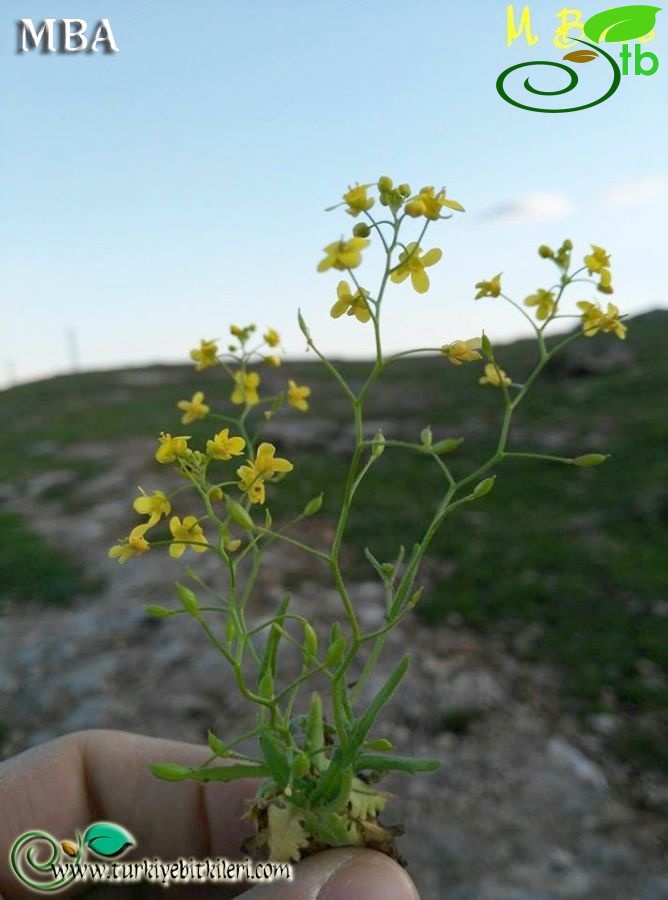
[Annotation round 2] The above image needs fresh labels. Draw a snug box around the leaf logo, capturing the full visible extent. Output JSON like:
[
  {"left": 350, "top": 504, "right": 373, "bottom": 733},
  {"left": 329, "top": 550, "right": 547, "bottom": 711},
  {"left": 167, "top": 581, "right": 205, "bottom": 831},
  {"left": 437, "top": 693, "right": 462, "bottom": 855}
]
[
  {"left": 584, "top": 5, "right": 662, "bottom": 43},
  {"left": 82, "top": 822, "right": 135, "bottom": 858},
  {"left": 563, "top": 49, "right": 600, "bottom": 62}
]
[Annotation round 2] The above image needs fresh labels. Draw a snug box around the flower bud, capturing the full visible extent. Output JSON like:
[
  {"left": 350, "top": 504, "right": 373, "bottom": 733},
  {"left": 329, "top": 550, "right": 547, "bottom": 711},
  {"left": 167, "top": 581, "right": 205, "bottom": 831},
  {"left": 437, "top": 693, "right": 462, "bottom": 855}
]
[
  {"left": 538, "top": 245, "right": 554, "bottom": 259},
  {"left": 226, "top": 498, "right": 255, "bottom": 530},
  {"left": 303, "top": 493, "right": 324, "bottom": 517},
  {"left": 371, "top": 431, "right": 386, "bottom": 458},
  {"left": 378, "top": 176, "right": 393, "bottom": 192},
  {"left": 208, "top": 486, "right": 224, "bottom": 503},
  {"left": 398, "top": 183, "right": 411, "bottom": 197},
  {"left": 405, "top": 199, "right": 423, "bottom": 217},
  {"left": 572, "top": 453, "right": 610, "bottom": 467},
  {"left": 353, "top": 222, "right": 371, "bottom": 238},
  {"left": 176, "top": 583, "right": 202, "bottom": 620},
  {"left": 420, "top": 426, "right": 433, "bottom": 448},
  {"left": 472, "top": 475, "right": 496, "bottom": 499},
  {"left": 145, "top": 604, "right": 173, "bottom": 618}
]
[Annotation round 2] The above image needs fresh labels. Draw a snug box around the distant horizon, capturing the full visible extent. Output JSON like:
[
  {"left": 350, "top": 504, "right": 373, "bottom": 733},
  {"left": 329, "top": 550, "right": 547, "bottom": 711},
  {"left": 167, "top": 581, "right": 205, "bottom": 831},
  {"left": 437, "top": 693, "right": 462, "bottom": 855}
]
[{"left": 4, "top": 306, "right": 664, "bottom": 392}]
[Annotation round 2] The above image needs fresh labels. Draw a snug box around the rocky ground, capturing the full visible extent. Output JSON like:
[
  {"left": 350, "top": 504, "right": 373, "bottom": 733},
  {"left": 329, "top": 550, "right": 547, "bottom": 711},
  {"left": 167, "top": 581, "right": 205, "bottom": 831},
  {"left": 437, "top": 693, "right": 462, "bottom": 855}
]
[{"left": 2, "top": 426, "right": 668, "bottom": 900}]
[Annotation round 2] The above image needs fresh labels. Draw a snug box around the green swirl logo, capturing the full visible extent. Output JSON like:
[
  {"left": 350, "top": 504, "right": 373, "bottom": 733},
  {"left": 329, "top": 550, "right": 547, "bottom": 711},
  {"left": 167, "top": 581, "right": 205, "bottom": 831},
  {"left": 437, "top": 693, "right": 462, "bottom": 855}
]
[
  {"left": 10, "top": 823, "right": 134, "bottom": 892},
  {"left": 497, "top": 5, "right": 661, "bottom": 113},
  {"left": 497, "top": 39, "right": 621, "bottom": 114}
]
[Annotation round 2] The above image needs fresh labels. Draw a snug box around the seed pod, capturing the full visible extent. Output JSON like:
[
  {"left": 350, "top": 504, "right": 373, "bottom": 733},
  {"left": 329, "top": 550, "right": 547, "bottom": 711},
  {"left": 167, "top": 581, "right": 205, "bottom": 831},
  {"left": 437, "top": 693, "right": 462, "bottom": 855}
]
[
  {"left": 473, "top": 476, "right": 496, "bottom": 499},
  {"left": 573, "top": 453, "right": 610, "bottom": 467}
]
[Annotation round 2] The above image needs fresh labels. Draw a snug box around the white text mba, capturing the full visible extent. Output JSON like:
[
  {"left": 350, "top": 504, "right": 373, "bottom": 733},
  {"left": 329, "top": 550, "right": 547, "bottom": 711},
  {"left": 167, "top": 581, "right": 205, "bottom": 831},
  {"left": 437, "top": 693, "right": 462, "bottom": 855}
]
[{"left": 17, "top": 19, "right": 118, "bottom": 53}]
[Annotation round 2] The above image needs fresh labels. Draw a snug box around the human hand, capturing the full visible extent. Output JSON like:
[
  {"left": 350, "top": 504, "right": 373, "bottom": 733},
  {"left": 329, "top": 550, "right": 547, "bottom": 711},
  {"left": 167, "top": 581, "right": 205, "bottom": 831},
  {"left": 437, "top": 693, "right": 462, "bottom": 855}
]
[{"left": 0, "top": 730, "right": 419, "bottom": 900}]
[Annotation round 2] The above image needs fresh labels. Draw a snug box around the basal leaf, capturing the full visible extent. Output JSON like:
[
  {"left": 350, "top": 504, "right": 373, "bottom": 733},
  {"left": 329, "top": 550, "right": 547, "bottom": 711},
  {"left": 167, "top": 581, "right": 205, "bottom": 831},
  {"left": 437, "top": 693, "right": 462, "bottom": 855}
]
[
  {"left": 82, "top": 822, "right": 134, "bottom": 859},
  {"left": 583, "top": 5, "right": 661, "bottom": 43}
]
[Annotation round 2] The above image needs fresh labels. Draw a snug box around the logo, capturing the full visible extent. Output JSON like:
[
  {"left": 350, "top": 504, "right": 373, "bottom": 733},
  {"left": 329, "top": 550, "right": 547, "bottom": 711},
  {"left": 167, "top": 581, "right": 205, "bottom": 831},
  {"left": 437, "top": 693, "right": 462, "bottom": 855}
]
[
  {"left": 10, "top": 822, "right": 134, "bottom": 892},
  {"left": 497, "top": 4, "right": 661, "bottom": 112},
  {"left": 17, "top": 18, "right": 119, "bottom": 53}
]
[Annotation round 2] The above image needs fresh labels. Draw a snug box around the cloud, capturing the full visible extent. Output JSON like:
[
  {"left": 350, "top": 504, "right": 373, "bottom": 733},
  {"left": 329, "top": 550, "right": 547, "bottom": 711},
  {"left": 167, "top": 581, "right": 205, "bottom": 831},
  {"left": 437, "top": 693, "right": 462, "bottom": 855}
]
[
  {"left": 481, "top": 192, "right": 575, "bottom": 223},
  {"left": 605, "top": 174, "right": 668, "bottom": 208}
]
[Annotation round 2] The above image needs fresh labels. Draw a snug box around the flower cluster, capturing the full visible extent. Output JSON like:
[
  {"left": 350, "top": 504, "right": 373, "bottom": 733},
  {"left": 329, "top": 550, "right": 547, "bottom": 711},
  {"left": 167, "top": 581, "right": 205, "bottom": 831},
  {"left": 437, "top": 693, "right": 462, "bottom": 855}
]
[{"left": 108, "top": 323, "right": 310, "bottom": 564}]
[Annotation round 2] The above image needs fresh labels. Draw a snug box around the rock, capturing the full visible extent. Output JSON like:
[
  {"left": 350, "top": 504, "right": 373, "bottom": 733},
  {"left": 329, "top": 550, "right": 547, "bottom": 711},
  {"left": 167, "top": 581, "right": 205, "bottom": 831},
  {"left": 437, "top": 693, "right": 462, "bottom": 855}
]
[
  {"left": 636, "top": 877, "right": 668, "bottom": 900},
  {"left": 548, "top": 736, "right": 608, "bottom": 790}
]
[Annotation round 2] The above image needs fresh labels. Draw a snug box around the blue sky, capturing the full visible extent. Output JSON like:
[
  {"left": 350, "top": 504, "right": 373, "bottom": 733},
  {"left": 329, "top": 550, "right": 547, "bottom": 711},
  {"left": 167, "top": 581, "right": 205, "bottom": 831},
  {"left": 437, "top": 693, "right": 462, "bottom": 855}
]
[{"left": 1, "top": 0, "right": 666, "bottom": 386}]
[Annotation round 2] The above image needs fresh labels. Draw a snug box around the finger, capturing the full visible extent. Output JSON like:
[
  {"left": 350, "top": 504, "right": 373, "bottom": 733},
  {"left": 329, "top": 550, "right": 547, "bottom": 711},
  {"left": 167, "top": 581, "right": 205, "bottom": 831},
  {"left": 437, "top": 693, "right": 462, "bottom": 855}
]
[
  {"left": 239, "top": 848, "right": 420, "bottom": 900},
  {"left": 0, "top": 730, "right": 258, "bottom": 899}
]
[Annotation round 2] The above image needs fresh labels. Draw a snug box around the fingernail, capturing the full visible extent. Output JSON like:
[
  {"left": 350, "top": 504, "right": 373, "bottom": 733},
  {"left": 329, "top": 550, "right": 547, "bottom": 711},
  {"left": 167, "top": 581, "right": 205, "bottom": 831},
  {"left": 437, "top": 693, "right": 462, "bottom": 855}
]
[{"left": 318, "top": 850, "right": 419, "bottom": 900}]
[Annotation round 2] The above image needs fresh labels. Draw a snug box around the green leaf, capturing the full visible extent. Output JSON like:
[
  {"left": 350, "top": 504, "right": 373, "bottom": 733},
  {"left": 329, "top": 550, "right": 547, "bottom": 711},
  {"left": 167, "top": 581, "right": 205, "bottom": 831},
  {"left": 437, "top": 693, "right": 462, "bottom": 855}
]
[
  {"left": 351, "top": 657, "right": 410, "bottom": 749},
  {"left": 149, "top": 763, "right": 192, "bottom": 781},
  {"left": 356, "top": 753, "right": 442, "bottom": 774},
  {"left": 303, "top": 810, "right": 355, "bottom": 847},
  {"left": 260, "top": 732, "right": 291, "bottom": 787},
  {"left": 584, "top": 5, "right": 661, "bottom": 42},
  {"left": 82, "top": 823, "right": 134, "bottom": 858},
  {"left": 320, "top": 764, "right": 354, "bottom": 811},
  {"left": 189, "top": 764, "right": 271, "bottom": 783}
]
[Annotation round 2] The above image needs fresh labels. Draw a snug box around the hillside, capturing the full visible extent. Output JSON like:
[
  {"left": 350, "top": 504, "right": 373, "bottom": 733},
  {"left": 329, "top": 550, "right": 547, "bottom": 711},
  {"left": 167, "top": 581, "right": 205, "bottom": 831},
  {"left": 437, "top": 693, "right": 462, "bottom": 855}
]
[{"left": 1, "top": 311, "right": 668, "bottom": 898}]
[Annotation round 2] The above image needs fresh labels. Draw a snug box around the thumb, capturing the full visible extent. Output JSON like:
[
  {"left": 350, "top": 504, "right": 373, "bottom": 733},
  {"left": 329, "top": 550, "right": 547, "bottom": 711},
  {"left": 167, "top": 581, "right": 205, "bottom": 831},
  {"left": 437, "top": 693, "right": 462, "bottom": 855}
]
[{"left": 239, "top": 848, "right": 420, "bottom": 900}]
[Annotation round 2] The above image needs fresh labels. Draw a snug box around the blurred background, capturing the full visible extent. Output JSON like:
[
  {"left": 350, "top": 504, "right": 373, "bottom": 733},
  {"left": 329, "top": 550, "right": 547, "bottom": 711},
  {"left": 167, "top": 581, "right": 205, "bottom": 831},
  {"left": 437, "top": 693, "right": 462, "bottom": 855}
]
[{"left": 1, "top": 2, "right": 667, "bottom": 898}]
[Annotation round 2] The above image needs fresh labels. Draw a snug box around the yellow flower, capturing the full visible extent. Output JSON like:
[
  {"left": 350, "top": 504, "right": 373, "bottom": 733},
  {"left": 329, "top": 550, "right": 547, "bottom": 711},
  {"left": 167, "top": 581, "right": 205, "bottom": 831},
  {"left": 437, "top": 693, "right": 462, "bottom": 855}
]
[
  {"left": 584, "top": 245, "right": 613, "bottom": 294},
  {"left": 177, "top": 391, "right": 210, "bottom": 425},
  {"left": 190, "top": 339, "right": 218, "bottom": 371},
  {"left": 343, "top": 184, "right": 374, "bottom": 217},
  {"left": 441, "top": 338, "right": 483, "bottom": 366},
  {"left": 169, "top": 515, "right": 207, "bottom": 559},
  {"left": 287, "top": 379, "right": 311, "bottom": 412},
  {"left": 236, "top": 465, "right": 266, "bottom": 504},
  {"left": 584, "top": 245, "right": 611, "bottom": 274},
  {"left": 231, "top": 370, "right": 260, "bottom": 406},
  {"left": 330, "top": 281, "right": 372, "bottom": 323},
  {"left": 475, "top": 274, "right": 502, "bottom": 299},
  {"left": 577, "top": 301, "right": 627, "bottom": 340},
  {"left": 132, "top": 488, "right": 171, "bottom": 526},
  {"left": 108, "top": 523, "right": 151, "bottom": 564},
  {"left": 317, "top": 237, "right": 369, "bottom": 272},
  {"left": 524, "top": 289, "right": 556, "bottom": 321},
  {"left": 155, "top": 432, "right": 190, "bottom": 464},
  {"left": 206, "top": 428, "right": 246, "bottom": 461},
  {"left": 390, "top": 243, "right": 442, "bottom": 294},
  {"left": 253, "top": 442, "right": 294, "bottom": 478},
  {"left": 405, "top": 186, "right": 465, "bottom": 220},
  {"left": 263, "top": 355, "right": 282, "bottom": 367},
  {"left": 479, "top": 363, "right": 512, "bottom": 387},
  {"left": 264, "top": 328, "right": 281, "bottom": 347},
  {"left": 237, "top": 442, "right": 294, "bottom": 505},
  {"left": 597, "top": 267, "right": 614, "bottom": 295}
]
